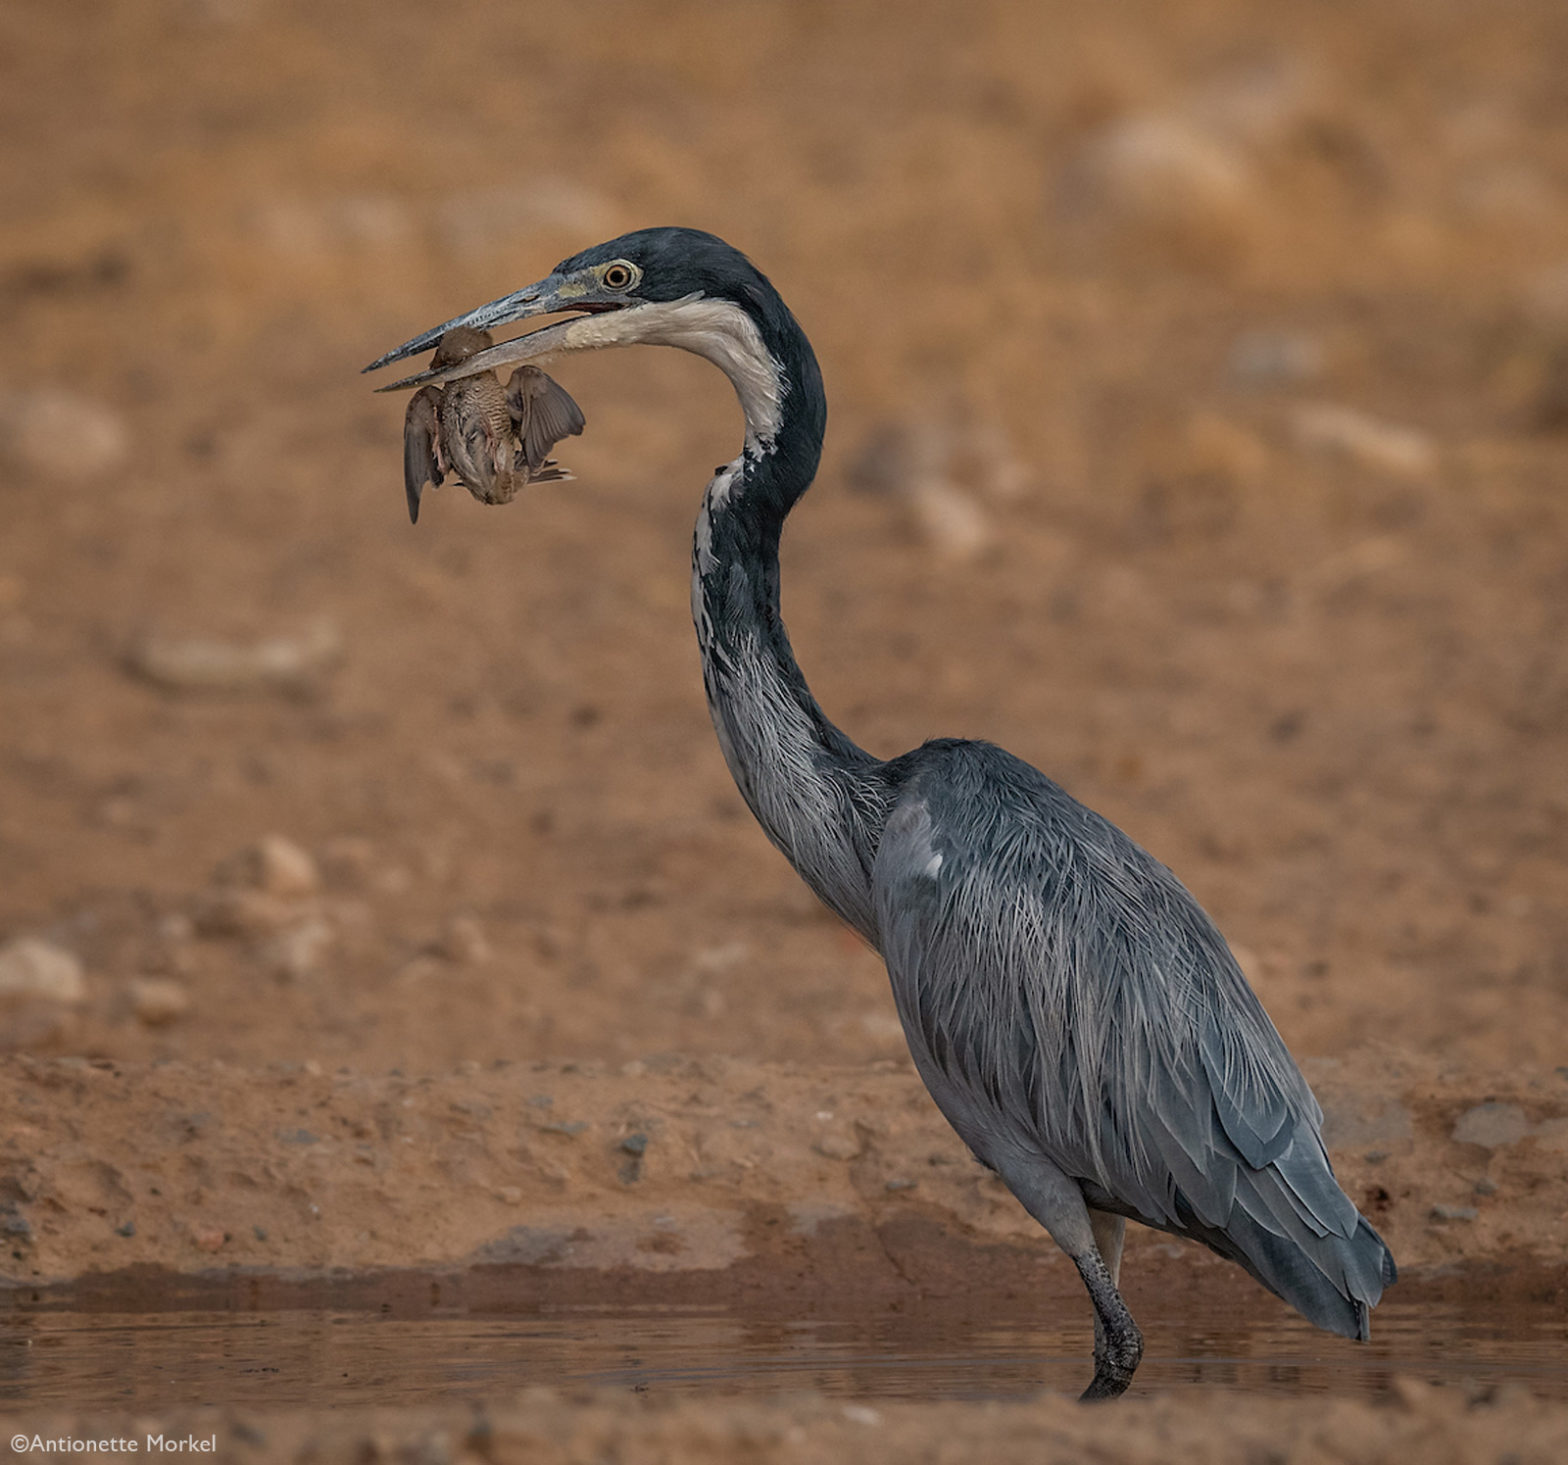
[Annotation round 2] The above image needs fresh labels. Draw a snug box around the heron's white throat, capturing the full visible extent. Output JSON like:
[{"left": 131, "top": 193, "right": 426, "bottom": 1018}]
[{"left": 459, "top": 293, "right": 786, "bottom": 453}]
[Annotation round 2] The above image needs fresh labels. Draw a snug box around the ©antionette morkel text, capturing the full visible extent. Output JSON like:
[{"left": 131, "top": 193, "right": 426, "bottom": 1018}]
[{"left": 10, "top": 1437, "right": 216, "bottom": 1455}]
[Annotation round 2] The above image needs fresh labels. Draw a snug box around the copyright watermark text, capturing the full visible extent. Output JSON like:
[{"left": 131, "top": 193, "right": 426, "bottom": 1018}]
[{"left": 11, "top": 1438, "right": 216, "bottom": 1456}]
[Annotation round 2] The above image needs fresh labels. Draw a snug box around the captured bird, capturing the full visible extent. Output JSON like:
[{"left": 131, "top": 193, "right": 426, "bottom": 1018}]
[
  {"left": 401, "top": 326, "right": 585, "bottom": 523},
  {"left": 366, "top": 227, "right": 1396, "bottom": 1400}
]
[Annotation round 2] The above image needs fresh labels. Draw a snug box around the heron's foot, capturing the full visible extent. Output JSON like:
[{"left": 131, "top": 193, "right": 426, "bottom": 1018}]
[
  {"left": 1078, "top": 1321, "right": 1142, "bottom": 1402},
  {"left": 1074, "top": 1249, "right": 1142, "bottom": 1402}
]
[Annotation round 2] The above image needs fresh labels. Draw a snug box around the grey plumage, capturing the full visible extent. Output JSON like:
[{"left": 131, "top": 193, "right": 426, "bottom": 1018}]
[
  {"left": 366, "top": 225, "right": 1396, "bottom": 1400},
  {"left": 871, "top": 741, "right": 1394, "bottom": 1345}
]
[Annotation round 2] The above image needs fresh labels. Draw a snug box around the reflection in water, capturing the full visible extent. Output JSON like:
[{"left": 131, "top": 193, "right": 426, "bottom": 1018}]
[{"left": 0, "top": 1295, "right": 1561, "bottom": 1407}]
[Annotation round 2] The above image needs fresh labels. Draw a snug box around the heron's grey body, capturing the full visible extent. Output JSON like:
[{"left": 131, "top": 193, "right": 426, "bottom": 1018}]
[{"left": 367, "top": 226, "right": 1396, "bottom": 1398}]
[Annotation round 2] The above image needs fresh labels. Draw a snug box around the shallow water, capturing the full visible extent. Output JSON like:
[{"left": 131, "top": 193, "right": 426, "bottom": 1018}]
[{"left": 0, "top": 1293, "right": 1561, "bottom": 1407}]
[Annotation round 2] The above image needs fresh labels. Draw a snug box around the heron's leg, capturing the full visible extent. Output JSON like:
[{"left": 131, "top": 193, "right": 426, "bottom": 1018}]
[
  {"left": 996, "top": 1155, "right": 1143, "bottom": 1402},
  {"left": 1086, "top": 1208, "right": 1127, "bottom": 1365},
  {"left": 1089, "top": 1208, "right": 1125, "bottom": 1285}
]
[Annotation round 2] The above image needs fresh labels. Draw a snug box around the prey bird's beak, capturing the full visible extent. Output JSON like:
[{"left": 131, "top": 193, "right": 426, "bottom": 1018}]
[{"left": 363, "top": 272, "right": 621, "bottom": 393}]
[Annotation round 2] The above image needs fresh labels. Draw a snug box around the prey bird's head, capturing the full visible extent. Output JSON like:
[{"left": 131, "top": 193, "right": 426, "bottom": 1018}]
[{"left": 365, "top": 227, "right": 806, "bottom": 453}]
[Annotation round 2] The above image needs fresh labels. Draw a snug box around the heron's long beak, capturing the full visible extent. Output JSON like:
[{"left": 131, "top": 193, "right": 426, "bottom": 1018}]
[{"left": 363, "top": 271, "right": 633, "bottom": 393}]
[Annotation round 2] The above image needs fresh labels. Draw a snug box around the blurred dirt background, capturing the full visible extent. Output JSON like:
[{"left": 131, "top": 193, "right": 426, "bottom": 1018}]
[{"left": 1, "top": 0, "right": 1566, "bottom": 1458}]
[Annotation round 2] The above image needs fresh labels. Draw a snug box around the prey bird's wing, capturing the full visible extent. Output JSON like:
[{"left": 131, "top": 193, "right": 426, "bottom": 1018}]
[
  {"left": 403, "top": 386, "right": 445, "bottom": 524},
  {"left": 507, "top": 366, "right": 586, "bottom": 473}
]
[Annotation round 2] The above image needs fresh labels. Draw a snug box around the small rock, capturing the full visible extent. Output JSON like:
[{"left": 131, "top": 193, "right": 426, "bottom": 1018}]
[
  {"left": 158, "top": 912, "right": 195, "bottom": 943},
  {"left": 248, "top": 835, "right": 320, "bottom": 897},
  {"left": 115, "top": 1221, "right": 136, "bottom": 1238},
  {"left": 129, "top": 977, "right": 190, "bottom": 1027},
  {"left": 884, "top": 1178, "right": 917, "bottom": 1192},
  {"left": 1290, "top": 403, "right": 1436, "bottom": 479},
  {"left": 813, "top": 1131, "right": 862, "bottom": 1161},
  {"left": 191, "top": 1226, "right": 226, "bottom": 1252},
  {"left": 1228, "top": 330, "right": 1325, "bottom": 386},
  {"left": 437, "top": 914, "right": 491, "bottom": 966},
  {"left": 1473, "top": 1177, "right": 1498, "bottom": 1196},
  {"left": 842, "top": 1404, "right": 882, "bottom": 1427},
  {"left": 619, "top": 1132, "right": 649, "bottom": 1156},
  {"left": 0, "top": 388, "right": 128, "bottom": 480},
  {"left": 125, "top": 619, "right": 342, "bottom": 695},
  {"left": 1429, "top": 1204, "right": 1478, "bottom": 1223},
  {"left": 1061, "top": 113, "right": 1259, "bottom": 256},
  {"left": 847, "top": 412, "right": 1017, "bottom": 563},
  {"left": 260, "top": 916, "right": 335, "bottom": 982},
  {"left": 191, "top": 888, "right": 298, "bottom": 938},
  {"left": 1320, "top": 1095, "right": 1413, "bottom": 1149},
  {"left": 907, "top": 481, "right": 992, "bottom": 563},
  {"left": 0, "top": 938, "right": 86, "bottom": 1005},
  {"left": 1451, "top": 1101, "right": 1532, "bottom": 1149},
  {"left": 495, "top": 1186, "right": 523, "bottom": 1206}
]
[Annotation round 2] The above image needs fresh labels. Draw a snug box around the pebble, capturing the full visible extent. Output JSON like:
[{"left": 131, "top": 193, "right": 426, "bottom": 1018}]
[
  {"left": 1290, "top": 403, "right": 1436, "bottom": 479},
  {"left": 1429, "top": 1204, "right": 1478, "bottom": 1223},
  {"left": 0, "top": 388, "right": 128, "bottom": 480},
  {"left": 125, "top": 619, "right": 342, "bottom": 695},
  {"left": 191, "top": 1226, "right": 226, "bottom": 1252},
  {"left": 846, "top": 412, "right": 1027, "bottom": 563},
  {"left": 247, "top": 835, "right": 321, "bottom": 897},
  {"left": 813, "top": 1131, "right": 862, "bottom": 1161},
  {"left": 192, "top": 889, "right": 299, "bottom": 938},
  {"left": 128, "top": 977, "right": 191, "bottom": 1026},
  {"left": 0, "top": 938, "right": 86, "bottom": 1005},
  {"left": 1228, "top": 330, "right": 1325, "bottom": 386},
  {"left": 907, "top": 482, "right": 993, "bottom": 563},
  {"left": 1451, "top": 1101, "right": 1532, "bottom": 1149},
  {"left": 437, "top": 914, "right": 491, "bottom": 966},
  {"left": 1061, "top": 112, "right": 1259, "bottom": 255},
  {"left": 261, "top": 916, "right": 335, "bottom": 982},
  {"left": 1319, "top": 1095, "right": 1413, "bottom": 1149}
]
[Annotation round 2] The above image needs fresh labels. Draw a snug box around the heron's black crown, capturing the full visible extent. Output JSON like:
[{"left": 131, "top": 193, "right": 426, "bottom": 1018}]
[{"left": 560, "top": 227, "right": 825, "bottom": 513}]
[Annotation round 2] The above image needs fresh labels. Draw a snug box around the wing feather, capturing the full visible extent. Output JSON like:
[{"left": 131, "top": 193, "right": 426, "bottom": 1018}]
[
  {"left": 507, "top": 365, "right": 586, "bottom": 473},
  {"left": 402, "top": 386, "right": 444, "bottom": 524},
  {"left": 871, "top": 740, "right": 1393, "bottom": 1333}
]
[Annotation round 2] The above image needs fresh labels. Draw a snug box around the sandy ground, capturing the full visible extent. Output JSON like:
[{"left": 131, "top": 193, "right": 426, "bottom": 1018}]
[
  {"left": 1, "top": 0, "right": 1567, "bottom": 1458},
  {"left": 1, "top": 1050, "right": 1565, "bottom": 1283}
]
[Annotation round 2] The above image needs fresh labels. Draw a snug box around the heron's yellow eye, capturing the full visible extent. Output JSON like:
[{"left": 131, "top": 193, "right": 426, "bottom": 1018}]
[{"left": 601, "top": 262, "right": 635, "bottom": 291}]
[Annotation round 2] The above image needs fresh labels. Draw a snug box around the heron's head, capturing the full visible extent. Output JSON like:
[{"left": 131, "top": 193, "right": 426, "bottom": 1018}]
[{"left": 366, "top": 227, "right": 802, "bottom": 450}]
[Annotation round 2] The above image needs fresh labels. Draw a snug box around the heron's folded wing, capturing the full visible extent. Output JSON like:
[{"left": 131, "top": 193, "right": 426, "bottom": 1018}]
[{"left": 870, "top": 751, "right": 1390, "bottom": 1329}]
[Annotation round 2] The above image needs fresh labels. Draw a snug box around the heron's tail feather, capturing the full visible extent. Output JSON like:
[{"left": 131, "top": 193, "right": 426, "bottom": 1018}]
[{"left": 1205, "top": 1208, "right": 1392, "bottom": 1339}]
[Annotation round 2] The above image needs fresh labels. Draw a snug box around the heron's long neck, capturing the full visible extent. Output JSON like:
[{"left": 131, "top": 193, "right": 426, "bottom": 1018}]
[{"left": 691, "top": 356, "right": 883, "bottom": 942}]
